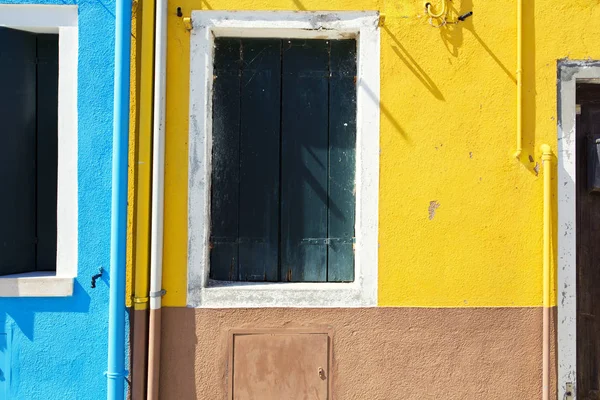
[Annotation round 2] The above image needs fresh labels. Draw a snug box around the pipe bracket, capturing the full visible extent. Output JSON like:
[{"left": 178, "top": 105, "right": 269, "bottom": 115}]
[
  {"left": 105, "top": 370, "right": 130, "bottom": 378},
  {"left": 149, "top": 289, "right": 166, "bottom": 298},
  {"left": 183, "top": 17, "right": 192, "bottom": 31},
  {"left": 133, "top": 296, "right": 149, "bottom": 303}
]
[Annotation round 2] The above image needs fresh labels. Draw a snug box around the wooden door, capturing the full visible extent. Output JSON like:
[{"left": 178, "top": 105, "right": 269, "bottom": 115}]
[{"left": 577, "top": 83, "right": 600, "bottom": 400}]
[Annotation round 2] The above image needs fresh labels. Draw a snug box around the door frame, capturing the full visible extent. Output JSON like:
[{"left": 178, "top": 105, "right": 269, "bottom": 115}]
[{"left": 557, "top": 61, "right": 600, "bottom": 400}]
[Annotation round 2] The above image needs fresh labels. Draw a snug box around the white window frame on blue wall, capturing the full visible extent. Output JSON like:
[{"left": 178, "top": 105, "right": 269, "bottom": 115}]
[
  {"left": 0, "top": 5, "right": 78, "bottom": 297},
  {"left": 187, "top": 11, "right": 380, "bottom": 308}
]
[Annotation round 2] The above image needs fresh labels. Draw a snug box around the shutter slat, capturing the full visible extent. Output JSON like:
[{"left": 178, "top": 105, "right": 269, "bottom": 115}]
[
  {"left": 36, "top": 34, "right": 59, "bottom": 272},
  {"left": 238, "top": 39, "right": 281, "bottom": 281},
  {"left": 280, "top": 40, "right": 329, "bottom": 282},
  {"left": 0, "top": 28, "right": 37, "bottom": 276},
  {"left": 210, "top": 38, "right": 241, "bottom": 281},
  {"left": 327, "top": 40, "right": 356, "bottom": 282}
]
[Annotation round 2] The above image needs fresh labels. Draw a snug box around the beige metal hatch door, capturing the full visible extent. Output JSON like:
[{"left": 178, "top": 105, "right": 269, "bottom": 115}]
[{"left": 229, "top": 330, "right": 331, "bottom": 400}]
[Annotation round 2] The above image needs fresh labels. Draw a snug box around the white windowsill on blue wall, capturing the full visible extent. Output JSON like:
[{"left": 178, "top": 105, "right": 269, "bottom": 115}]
[{"left": 0, "top": 272, "right": 74, "bottom": 297}]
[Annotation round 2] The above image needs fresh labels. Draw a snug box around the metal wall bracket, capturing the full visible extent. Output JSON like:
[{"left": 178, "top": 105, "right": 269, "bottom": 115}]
[
  {"left": 183, "top": 17, "right": 192, "bottom": 31},
  {"left": 149, "top": 289, "right": 167, "bottom": 298},
  {"left": 132, "top": 296, "right": 149, "bottom": 304},
  {"left": 564, "top": 383, "right": 574, "bottom": 400}
]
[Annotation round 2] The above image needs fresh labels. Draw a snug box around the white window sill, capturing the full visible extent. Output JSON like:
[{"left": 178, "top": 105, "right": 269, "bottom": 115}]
[
  {"left": 189, "top": 280, "right": 373, "bottom": 308},
  {"left": 0, "top": 271, "right": 74, "bottom": 297}
]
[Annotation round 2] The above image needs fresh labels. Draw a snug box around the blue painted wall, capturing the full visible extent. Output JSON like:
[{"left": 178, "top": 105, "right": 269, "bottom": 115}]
[{"left": 0, "top": 0, "right": 128, "bottom": 398}]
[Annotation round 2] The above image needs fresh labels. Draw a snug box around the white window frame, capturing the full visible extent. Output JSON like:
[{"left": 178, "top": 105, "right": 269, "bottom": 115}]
[
  {"left": 557, "top": 61, "right": 600, "bottom": 400},
  {"left": 0, "top": 5, "right": 78, "bottom": 297},
  {"left": 187, "top": 11, "right": 380, "bottom": 308}
]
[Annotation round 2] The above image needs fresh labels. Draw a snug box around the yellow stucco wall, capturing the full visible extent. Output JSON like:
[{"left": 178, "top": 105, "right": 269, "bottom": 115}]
[{"left": 156, "top": 0, "right": 600, "bottom": 308}]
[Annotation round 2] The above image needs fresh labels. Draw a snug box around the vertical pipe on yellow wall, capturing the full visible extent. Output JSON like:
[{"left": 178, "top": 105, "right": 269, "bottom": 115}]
[
  {"left": 147, "top": 0, "right": 167, "bottom": 397},
  {"left": 131, "top": 0, "right": 155, "bottom": 397},
  {"left": 514, "top": 0, "right": 523, "bottom": 158},
  {"left": 541, "top": 144, "right": 552, "bottom": 400},
  {"left": 133, "top": 0, "right": 155, "bottom": 313}
]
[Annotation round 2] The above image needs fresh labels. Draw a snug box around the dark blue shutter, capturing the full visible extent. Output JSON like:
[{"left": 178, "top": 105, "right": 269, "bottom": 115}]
[
  {"left": 0, "top": 29, "right": 58, "bottom": 276},
  {"left": 210, "top": 38, "right": 356, "bottom": 282},
  {"left": 327, "top": 40, "right": 356, "bottom": 282},
  {"left": 238, "top": 39, "right": 281, "bottom": 281},
  {"left": 35, "top": 34, "right": 59, "bottom": 272},
  {"left": 210, "top": 38, "right": 242, "bottom": 281},
  {"left": 280, "top": 39, "right": 329, "bottom": 282},
  {"left": 0, "top": 28, "right": 38, "bottom": 276}
]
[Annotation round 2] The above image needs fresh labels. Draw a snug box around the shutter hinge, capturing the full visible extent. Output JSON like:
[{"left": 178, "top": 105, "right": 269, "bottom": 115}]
[
  {"left": 176, "top": 7, "right": 192, "bottom": 31},
  {"left": 183, "top": 17, "right": 193, "bottom": 31}
]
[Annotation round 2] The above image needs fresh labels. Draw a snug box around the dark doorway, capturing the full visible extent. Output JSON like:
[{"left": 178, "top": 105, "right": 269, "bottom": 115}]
[{"left": 576, "top": 82, "right": 600, "bottom": 400}]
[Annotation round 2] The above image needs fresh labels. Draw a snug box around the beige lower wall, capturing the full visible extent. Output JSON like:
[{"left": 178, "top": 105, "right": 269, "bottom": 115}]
[{"left": 159, "top": 307, "right": 556, "bottom": 399}]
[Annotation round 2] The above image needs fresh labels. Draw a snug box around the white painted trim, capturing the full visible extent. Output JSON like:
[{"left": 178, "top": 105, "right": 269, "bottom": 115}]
[
  {"left": 0, "top": 273, "right": 73, "bottom": 297},
  {"left": 557, "top": 61, "right": 600, "bottom": 400},
  {"left": 187, "top": 11, "right": 380, "bottom": 308},
  {"left": 0, "top": 5, "right": 78, "bottom": 297},
  {"left": 0, "top": 5, "right": 77, "bottom": 29}
]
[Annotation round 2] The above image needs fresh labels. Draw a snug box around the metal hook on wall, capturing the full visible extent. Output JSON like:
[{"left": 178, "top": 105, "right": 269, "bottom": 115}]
[
  {"left": 424, "top": 1, "right": 473, "bottom": 28},
  {"left": 91, "top": 267, "right": 104, "bottom": 289}
]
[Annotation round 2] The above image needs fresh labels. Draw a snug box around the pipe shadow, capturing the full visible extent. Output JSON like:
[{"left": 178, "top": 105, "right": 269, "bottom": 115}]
[
  {"left": 515, "top": 0, "right": 537, "bottom": 170},
  {"left": 292, "top": 0, "right": 307, "bottom": 10},
  {"left": 439, "top": 0, "right": 515, "bottom": 84},
  {"left": 383, "top": 25, "right": 445, "bottom": 101},
  {"left": 439, "top": 0, "right": 537, "bottom": 170},
  {"left": 199, "top": 0, "right": 213, "bottom": 10},
  {"left": 359, "top": 80, "right": 410, "bottom": 142}
]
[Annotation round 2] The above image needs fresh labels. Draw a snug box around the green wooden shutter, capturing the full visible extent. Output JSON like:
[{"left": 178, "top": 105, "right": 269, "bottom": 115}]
[
  {"left": 210, "top": 38, "right": 356, "bottom": 283},
  {"left": 0, "top": 28, "right": 38, "bottom": 276}
]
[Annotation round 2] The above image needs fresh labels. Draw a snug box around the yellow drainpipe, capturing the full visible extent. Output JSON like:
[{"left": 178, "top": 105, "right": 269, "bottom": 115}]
[
  {"left": 541, "top": 144, "right": 552, "bottom": 400},
  {"left": 131, "top": 0, "right": 155, "bottom": 397},
  {"left": 133, "top": 0, "right": 154, "bottom": 313},
  {"left": 514, "top": 0, "right": 523, "bottom": 158}
]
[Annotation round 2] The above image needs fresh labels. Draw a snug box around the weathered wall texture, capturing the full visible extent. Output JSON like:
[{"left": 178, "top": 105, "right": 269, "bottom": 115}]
[
  {"left": 0, "top": 1, "right": 122, "bottom": 398},
  {"left": 160, "top": 307, "right": 556, "bottom": 399},
  {"left": 148, "top": 0, "right": 600, "bottom": 397}
]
